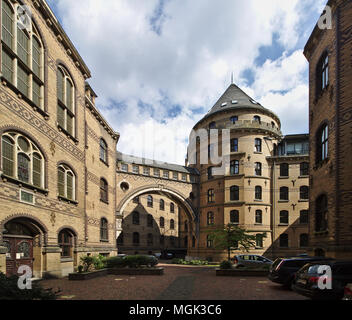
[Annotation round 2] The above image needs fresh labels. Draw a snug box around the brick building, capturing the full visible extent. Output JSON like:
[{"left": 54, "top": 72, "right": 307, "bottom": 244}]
[{"left": 304, "top": 0, "right": 352, "bottom": 258}]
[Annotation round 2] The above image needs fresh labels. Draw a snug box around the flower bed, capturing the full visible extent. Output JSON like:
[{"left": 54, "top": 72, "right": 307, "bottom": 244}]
[{"left": 68, "top": 269, "right": 108, "bottom": 281}]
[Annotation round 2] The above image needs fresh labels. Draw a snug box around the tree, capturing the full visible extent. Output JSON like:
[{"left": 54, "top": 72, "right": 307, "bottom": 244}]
[{"left": 207, "top": 224, "right": 267, "bottom": 261}]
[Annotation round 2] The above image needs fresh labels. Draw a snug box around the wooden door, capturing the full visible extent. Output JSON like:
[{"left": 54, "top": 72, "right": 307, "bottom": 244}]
[{"left": 4, "top": 238, "right": 33, "bottom": 277}]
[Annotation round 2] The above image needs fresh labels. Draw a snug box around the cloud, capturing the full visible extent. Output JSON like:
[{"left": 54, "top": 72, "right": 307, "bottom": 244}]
[{"left": 46, "top": 0, "right": 324, "bottom": 164}]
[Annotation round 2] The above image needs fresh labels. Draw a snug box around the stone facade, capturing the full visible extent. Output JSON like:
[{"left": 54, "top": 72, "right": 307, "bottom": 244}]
[{"left": 304, "top": 0, "right": 352, "bottom": 258}]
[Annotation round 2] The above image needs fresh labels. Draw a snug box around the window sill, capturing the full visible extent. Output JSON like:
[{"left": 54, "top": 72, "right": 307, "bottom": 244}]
[
  {"left": 278, "top": 223, "right": 289, "bottom": 226},
  {"left": 60, "top": 258, "right": 73, "bottom": 263},
  {"left": 254, "top": 152, "right": 262, "bottom": 155},
  {"left": 57, "top": 124, "right": 79, "bottom": 144},
  {"left": 58, "top": 196, "right": 78, "bottom": 205},
  {"left": 298, "top": 175, "right": 309, "bottom": 179},
  {"left": 278, "top": 200, "right": 289, "bottom": 203},
  {"left": 100, "top": 239, "right": 109, "bottom": 243},
  {"left": 1, "top": 174, "right": 48, "bottom": 195},
  {"left": 278, "top": 176, "right": 289, "bottom": 179},
  {"left": 100, "top": 199, "right": 109, "bottom": 205},
  {"left": 298, "top": 199, "right": 309, "bottom": 202},
  {"left": 100, "top": 159, "right": 109, "bottom": 167},
  {"left": 254, "top": 199, "right": 263, "bottom": 202}
]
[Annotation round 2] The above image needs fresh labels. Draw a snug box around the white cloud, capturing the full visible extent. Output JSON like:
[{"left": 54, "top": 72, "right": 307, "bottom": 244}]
[{"left": 47, "top": 0, "right": 323, "bottom": 164}]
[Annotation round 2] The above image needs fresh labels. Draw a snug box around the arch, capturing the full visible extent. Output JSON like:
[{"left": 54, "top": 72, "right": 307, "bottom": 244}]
[{"left": 116, "top": 184, "right": 197, "bottom": 222}]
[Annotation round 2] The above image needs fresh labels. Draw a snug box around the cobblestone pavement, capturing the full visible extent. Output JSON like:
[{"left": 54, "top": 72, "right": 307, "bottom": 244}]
[{"left": 40, "top": 264, "right": 308, "bottom": 300}]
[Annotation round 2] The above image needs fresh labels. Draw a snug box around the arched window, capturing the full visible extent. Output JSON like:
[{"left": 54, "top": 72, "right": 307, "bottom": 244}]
[
  {"left": 207, "top": 189, "right": 215, "bottom": 203},
  {"left": 279, "top": 234, "right": 289, "bottom": 248},
  {"left": 230, "top": 116, "right": 238, "bottom": 124},
  {"left": 100, "top": 178, "right": 108, "bottom": 203},
  {"left": 300, "top": 162, "right": 309, "bottom": 176},
  {"left": 159, "top": 217, "right": 165, "bottom": 228},
  {"left": 58, "top": 229, "right": 74, "bottom": 258},
  {"left": 280, "top": 163, "right": 289, "bottom": 177},
  {"left": 255, "top": 210, "right": 262, "bottom": 224},
  {"left": 58, "top": 164, "right": 75, "bottom": 201},
  {"left": 170, "top": 219, "right": 175, "bottom": 230},
  {"left": 316, "top": 124, "right": 328, "bottom": 163},
  {"left": 133, "top": 232, "right": 140, "bottom": 245},
  {"left": 280, "top": 210, "right": 289, "bottom": 225},
  {"left": 1, "top": 132, "right": 44, "bottom": 188},
  {"left": 300, "top": 234, "right": 309, "bottom": 248},
  {"left": 159, "top": 199, "right": 165, "bottom": 210},
  {"left": 100, "top": 218, "right": 108, "bottom": 241},
  {"left": 57, "top": 66, "right": 75, "bottom": 137},
  {"left": 207, "top": 212, "right": 214, "bottom": 225},
  {"left": 316, "top": 52, "right": 329, "bottom": 96},
  {"left": 147, "top": 195, "right": 153, "bottom": 207},
  {"left": 255, "top": 186, "right": 262, "bottom": 200},
  {"left": 207, "top": 235, "right": 213, "bottom": 248},
  {"left": 147, "top": 214, "right": 153, "bottom": 228},
  {"left": 170, "top": 202, "right": 175, "bottom": 213},
  {"left": 253, "top": 116, "right": 261, "bottom": 123},
  {"left": 1, "top": 1, "right": 44, "bottom": 108},
  {"left": 300, "top": 186, "right": 309, "bottom": 200},
  {"left": 230, "top": 210, "right": 239, "bottom": 224},
  {"left": 132, "top": 211, "right": 140, "bottom": 225},
  {"left": 99, "top": 139, "right": 108, "bottom": 163},
  {"left": 315, "top": 195, "right": 328, "bottom": 232},
  {"left": 255, "top": 138, "right": 262, "bottom": 152},
  {"left": 280, "top": 187, "right": 289, "bottom": 201},
  {"left": 230, "top": 186, "right": 239, "bottom": 201},
  {"left": 255, "top": 162, "right": 262, "bottom": 176},
  {"left": 147, "top": 233, "right": 153, "bottom": 246}
]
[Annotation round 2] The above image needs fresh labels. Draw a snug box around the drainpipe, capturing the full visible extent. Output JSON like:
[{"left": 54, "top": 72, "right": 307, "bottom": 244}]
[{"left": 272, "top": 159, "right": 276, "bottom": 259}]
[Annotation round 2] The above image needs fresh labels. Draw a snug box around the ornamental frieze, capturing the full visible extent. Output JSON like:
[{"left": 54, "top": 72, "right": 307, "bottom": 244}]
[{"left": 87, "top": 216, "right": 114, "bottom": 229}]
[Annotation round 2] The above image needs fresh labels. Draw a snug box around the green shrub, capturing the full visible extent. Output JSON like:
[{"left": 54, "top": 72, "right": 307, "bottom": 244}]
[
  {"left": 220, "top": 260, "right": 233, "bottom": 270},
  {"left": 92, "top": 255, "right": 107, "bottom": 270},
  {"left": 77, "top": 265, "right": 84, "bottom": 273},
  {"left": 106, "top": 256, "right": 127, "bottom": 268},
  {"left": 80, "top": 256, "right": 95, "bottom": 272},
  {"left": 0, "top": 272, "right": 60, "bottom": 300},
  {"left": 106, "top": 255, "right": 158, "bottom": 268},
  {"left": 171, "top": 259, "right": 209, "bottom": 266}
]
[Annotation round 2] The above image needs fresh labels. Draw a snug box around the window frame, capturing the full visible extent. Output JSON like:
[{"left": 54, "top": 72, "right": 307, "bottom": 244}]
[
  {"left": 100, "top": 178, "right": 108, "bottom": 203},
  {"left": 230, "top": 185, "right": 239, "bottom": 201},
  {"left": 100, "top": 218, "right": 108, "bottom": 241}
]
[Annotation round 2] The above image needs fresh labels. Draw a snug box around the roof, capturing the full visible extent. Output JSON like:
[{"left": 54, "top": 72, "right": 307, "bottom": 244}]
[
  {"left": 116, "top": 152, "right": 199, "bottom": 175},
  {"left": 194, "top": 84, "right": 281, "bottom": 128},
  {"left": 282, "top": 134, "right": 309, "bottom": 140}
]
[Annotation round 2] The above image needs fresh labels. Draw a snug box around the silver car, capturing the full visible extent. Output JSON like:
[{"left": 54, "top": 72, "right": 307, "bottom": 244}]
[{"left": 233, "top": 254, "right": 272, "bottom": 268}]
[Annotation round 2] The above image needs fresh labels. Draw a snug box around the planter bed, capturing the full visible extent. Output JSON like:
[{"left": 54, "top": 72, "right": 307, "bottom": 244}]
[
  {"left": 108, "top": 267, "right": 164, "bottom": 275},
  {"left": 216, "top": 269, "right": 269, "bottom": 277},
  {"left": 68, "top": 269, "right": 108, "bottom": 280}
]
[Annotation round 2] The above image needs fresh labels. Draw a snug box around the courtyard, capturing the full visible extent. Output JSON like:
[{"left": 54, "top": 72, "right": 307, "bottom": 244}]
[{"left": 39, "top": 264, "right": 307, "bottom": 300}]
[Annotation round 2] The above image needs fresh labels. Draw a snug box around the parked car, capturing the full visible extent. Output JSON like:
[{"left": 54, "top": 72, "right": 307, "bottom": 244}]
[
  {"left": 233, "top": 255, "right": 272, "bottom": 268},
  {"left": 292, "top": 260, "right": 352, "bottom": 300},
  {"left": 268, "top": 256, "right": 334, "bottom": 288},
  {"left": 343, "top": 283, "right": 352, "bottom": 300}
]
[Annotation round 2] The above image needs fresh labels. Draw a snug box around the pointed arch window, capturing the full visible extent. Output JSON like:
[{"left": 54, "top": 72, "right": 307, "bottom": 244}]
[
  {"left": 1, "top": 1, "right": 44, "bottom": 108},
  {"left": 170, "top": 202, "right": 175, "bottom": 213},
  {"left": 147, "top": 195, "right": 153, "bottom": 207},
  {"left": 58, "top": 164, "right": 75, "bottom": 201},
  {"left": 170, "top": 219, "right": 175, "bottom": 230},
  {"left": 1, "top": 132, "right": 44, "bottom": 188},
  {"left": 160, "top": 199, "right": 165, "bottom": 210}
]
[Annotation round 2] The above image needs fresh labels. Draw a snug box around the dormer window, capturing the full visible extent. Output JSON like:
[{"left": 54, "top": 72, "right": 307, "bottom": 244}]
[
  {"left": 209, "top": 122, "right": 216, "bottom": 129},
  {"left": 253, "top": 116, "right": 261, "bottom": 123},
  {"left": 232, "top": 100, "right": 238, "bottom": 104},
  {"left": 221, "top": 102, "right": 227, "bottom": 107}
]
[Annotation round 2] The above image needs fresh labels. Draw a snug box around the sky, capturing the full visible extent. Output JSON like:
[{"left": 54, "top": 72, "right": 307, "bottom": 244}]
[{"left": 46, "top": 0, "right": 327, "bottom": 165}]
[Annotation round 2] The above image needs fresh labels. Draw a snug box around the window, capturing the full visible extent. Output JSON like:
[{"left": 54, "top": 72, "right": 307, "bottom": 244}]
[
  {"left": 143, "top": 167, "right": 150, "bottom": 175},
  {"left": 147, "top": 233, "right": 153, "bottom": 246},
  {"left": 100, "top": 218, "right": 108, "bottom": 241},
  {"left": 280, "top": 163, "right": 289, "bottom": 177},
  {"left": 170, "top": 203, "right": 175, "bottom": 213},
  {"left": 209, "top": 122, "right": 216, "bottom": 129},
  {"left": 315, "top": 195, "right": 328, "bottom": 232},
  {"left": 279, "top": 234, "right": 289, "bottom": 248},
  {"left": 256, "top": 234, "right": 263, "bottom": 248},
  {"left": 160, "top": 199, "right": 165, "bottom": 210},
  {"left": 170, "top": 219, "right": 175, "bottom": 230},
  {"left": 1, "top": 132, "right": 44, "bottom": 188},
  {"left": 255, "top": 210, "right": 262, "bottom": 224},
  {"left": 207, "top": 167, "right": 213, "bottom": 180},
  {"left": 57, "top": 66, "right": 75, "bottom": 137},
  {"left": 58, "top": 164, "right": 75, "bottom": 201},
  {"left": 1, "top": 2, "right": 44, "bottom": 108},
  {"left": 255, "top": 138, "right": 262, "bottom": 152},
  {"left": 300, "top": 234, "right": 309, "bottom": 248},
  {"left": 255, "top": 186, "right": 262, "bottom": 200},
  {"left": 280, "top": 210, "right": 289, "bottom": 225},
  {"left": 182, "top": 174, "right": 187, "bottom": 182},
  {"left": 147, "top": 214, "right": 153, "bottom": 228},
  {"left": 230, "top": 138, "right": 238, "bottom": 152},
  {"left": 300, "top": 186, "right": 309, "bottom": 200},
  {"left": 133, "top": 196, "right": 139, "bottom": 204},
  {"left": 207, "top": 212, "right": 214, "bottom": 225},
  {"left": 207, "top": 235, "right": 213, "bottom": 248},
  {"left": 58, "top": 229, "right": 73, "bottom": 258},
  {"left": 160, "top": 217, "right": 165, "bottom": 228},
  {"left": 230, "top": 210, "right": 239, "bottom": 224},
  {"left": 163, "top": 171, "right": 169, "bottom": 179},
  {"left": 173, "top": 172, "right": 178, "bottom": 180},
  {"left": 121, "top": 164, "right": 128, "bottom": 172},
  {"left": 316, "top": 52, "right": 329, "bottom": 96},
  {"left": 132, "top": 212, "right": 140, "bottom": 225},
  {"left": 147, "top": 195, "right": 153, "bottom": 207},
  {"left": 100, "top": 178, "right": 108, "bottom": 203},
  {"left": 230, "top": 160, "right": 239, "bottom": 175},
  {"left": 317, "top": 124, "right": 328, "bottom": 163},
  {"left": 230, "top": 116, "right": 238, "bottom": 124},
  {"left": 230, "top": 186, "right": 239, "bottom": 201},
  {"left": 99, "top": 139, "right": 108, "bottom": 163},
  {"left": 132, "top": 165, "right": 139, "bottom": 174},
  {"left": 253, "top": 116, "right": 261, "bottom": 123},
  {"left": 255, "top": 162, "right": 262, "bottom": 176},
  {"left": 154, "top": 168, "right": 160, "bottom": 177},
  {"left": 133, "top": 232, "right": 140, "bottom": 245},
  {"left": 207, "top": 189, "right": 215, "bottom": 203},
  {"left": 300, "top": 210, "right": 309, "bottom": 224},
  {"left": 280, "top": 187, "right": 289, "bottom": 201},
  {"left": 300, "top": 162, "right": 309, "bottom": 176}
]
